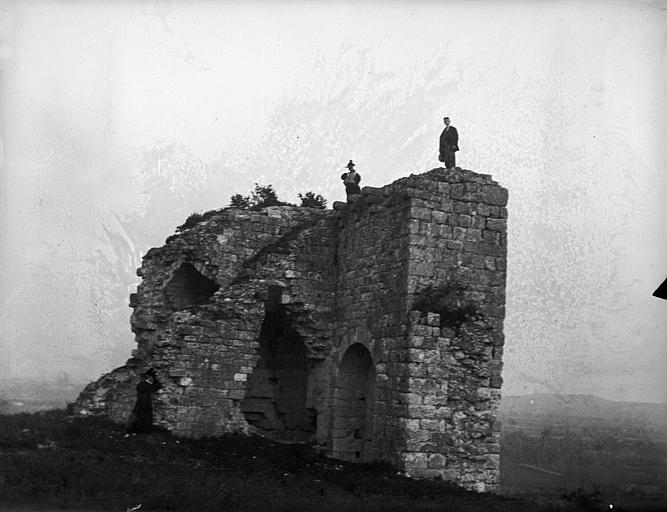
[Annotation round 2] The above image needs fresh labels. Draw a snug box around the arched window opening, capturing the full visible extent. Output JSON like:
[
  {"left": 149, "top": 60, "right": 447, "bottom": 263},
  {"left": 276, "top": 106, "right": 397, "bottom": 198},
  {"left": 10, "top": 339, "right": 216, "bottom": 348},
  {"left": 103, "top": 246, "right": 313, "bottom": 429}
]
[{"left": 165, "top": 263, "right": 219, "bottom": 310}]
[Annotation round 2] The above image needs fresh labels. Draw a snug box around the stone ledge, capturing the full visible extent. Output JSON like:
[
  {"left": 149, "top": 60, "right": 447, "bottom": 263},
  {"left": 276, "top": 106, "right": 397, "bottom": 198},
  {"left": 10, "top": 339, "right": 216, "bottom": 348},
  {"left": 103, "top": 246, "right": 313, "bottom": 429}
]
[{"left": 361, "top": 186, "right": 384, "bottom": 195}]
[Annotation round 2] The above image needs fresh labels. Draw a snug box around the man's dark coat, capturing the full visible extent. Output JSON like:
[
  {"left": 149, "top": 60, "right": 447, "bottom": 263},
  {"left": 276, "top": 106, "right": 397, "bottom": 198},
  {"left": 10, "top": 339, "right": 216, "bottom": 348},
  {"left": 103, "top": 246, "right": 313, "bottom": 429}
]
[
  {"left": 127, "top": 377, "right": 162, "bottom": 433},
  {"left": 439, "top": 126, "right": 459, "bottom": 155},
  {"left": 439, "top": 125, "right": 459, "bottom": 168}
]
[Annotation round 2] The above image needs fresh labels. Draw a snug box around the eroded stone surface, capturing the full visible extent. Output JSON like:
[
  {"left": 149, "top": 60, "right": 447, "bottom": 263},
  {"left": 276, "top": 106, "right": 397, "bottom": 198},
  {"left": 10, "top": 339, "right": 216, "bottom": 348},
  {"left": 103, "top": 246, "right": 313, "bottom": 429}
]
[{"left": 74, "top": 167, "right": 508, "bottom": 491}]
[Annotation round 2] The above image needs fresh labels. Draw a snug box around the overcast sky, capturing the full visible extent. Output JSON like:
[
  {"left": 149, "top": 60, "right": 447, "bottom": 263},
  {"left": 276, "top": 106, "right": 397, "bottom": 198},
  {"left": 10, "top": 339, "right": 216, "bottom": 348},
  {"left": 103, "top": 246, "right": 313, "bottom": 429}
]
[{"left": 1, "top": 0, "right": 666, "bottom": 402}]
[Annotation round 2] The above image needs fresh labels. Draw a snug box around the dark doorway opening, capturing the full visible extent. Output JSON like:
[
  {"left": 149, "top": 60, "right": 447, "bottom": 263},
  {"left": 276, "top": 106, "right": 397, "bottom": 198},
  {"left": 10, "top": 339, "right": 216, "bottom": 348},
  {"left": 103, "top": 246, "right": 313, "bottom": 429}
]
[
  {"left": 332, "top": 343, "right": 375, "bottom": 462},
  {"left": 241, "top": 304, "right": 315, "bottom": 442},
  {"left": 165, "top": 263, "right": 219, "bottom": 310}
]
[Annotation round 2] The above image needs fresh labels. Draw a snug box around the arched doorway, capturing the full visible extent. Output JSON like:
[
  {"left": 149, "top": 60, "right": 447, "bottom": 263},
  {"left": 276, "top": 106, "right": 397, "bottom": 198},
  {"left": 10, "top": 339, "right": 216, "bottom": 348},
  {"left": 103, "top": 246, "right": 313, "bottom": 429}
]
[
  {"left": 241, "top": 304, "right": 316, "bottom": 442},
  {"left": 332, "top": 343, "right": 376, "bottom": 461}
]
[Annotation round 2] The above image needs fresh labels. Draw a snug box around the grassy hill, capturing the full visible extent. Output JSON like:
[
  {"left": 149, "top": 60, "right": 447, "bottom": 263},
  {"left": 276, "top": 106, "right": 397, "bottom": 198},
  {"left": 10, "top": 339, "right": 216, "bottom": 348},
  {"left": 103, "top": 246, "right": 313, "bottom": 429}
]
[
  {"left": 2, "top": 383, "right": 666, "bottom": 511},
  {"left": 0, "top": 409, "right": 584, "bottom": 512}
]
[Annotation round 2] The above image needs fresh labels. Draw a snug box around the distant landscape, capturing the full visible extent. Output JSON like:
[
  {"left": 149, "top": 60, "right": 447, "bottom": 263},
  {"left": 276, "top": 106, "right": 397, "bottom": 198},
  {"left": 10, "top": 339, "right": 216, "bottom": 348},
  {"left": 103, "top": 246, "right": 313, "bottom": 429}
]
[
  {"left": 0, "top": 376, "right": 85, "bottom": 415},
  {"left": 2, "top": 378, "right": 666, "bottom": 505},
  {"left": 499, "top": 394, "right": 667, "bottom": 502}
]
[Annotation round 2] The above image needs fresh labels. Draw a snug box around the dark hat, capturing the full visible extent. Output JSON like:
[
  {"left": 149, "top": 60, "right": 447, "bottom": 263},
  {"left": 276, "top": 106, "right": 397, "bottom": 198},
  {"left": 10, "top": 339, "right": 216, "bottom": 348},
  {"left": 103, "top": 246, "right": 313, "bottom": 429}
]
[{"left": 345, "top": 160, "right": 355, "bottom": 169}]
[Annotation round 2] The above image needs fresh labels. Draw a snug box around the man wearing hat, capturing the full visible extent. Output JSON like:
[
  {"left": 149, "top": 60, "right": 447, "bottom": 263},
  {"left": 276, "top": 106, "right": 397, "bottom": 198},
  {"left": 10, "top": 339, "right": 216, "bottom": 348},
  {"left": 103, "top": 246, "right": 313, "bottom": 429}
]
[
  {"left": 438, "top": 116, "right": 459, "bottom": 170},
  {"left": 341, "top": 160, "right": 362, "bottom": 198},
  {"left": 126, "top": 368, "right": 162, "bottom": 434}
]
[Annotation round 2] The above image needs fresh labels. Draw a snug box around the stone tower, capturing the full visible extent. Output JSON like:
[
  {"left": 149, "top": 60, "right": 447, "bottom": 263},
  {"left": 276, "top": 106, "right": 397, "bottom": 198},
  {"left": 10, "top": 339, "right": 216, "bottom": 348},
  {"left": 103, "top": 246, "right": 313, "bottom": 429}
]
[{"left": 75, "top": 167, "right": 508, "bottom": 492}]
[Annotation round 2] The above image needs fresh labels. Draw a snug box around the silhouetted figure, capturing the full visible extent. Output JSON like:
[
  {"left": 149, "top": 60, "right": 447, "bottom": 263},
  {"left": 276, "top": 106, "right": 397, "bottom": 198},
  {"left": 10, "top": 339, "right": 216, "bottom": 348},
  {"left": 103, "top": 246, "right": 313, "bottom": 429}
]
[
  {"left": 438, "top": 117, "right": 459, "bottom": 169},
  {"left": 127, "top": 368, "right": 161, "bottom": 434},
  {"left": 341, "top": 160, "right": 361, "bottom": 198}
]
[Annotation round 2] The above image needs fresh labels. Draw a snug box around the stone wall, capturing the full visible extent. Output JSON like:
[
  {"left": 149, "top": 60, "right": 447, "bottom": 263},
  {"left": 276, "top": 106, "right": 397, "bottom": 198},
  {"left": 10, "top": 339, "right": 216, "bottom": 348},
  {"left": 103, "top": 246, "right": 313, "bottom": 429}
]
[
  {"left": 74, "top": 167, "right": 508, "bottom": 492},
  {"left": 397, "top": 314, "right": 503, "bottom": 492},
  {"left": 328, "top": 185, "right": 413, "bottom": 463},
  {"left": 76, "top": 206, "right": 338, "bottom": 438},
  {"left": 399, "top": 169, "right": 507, "bottom": 492}
]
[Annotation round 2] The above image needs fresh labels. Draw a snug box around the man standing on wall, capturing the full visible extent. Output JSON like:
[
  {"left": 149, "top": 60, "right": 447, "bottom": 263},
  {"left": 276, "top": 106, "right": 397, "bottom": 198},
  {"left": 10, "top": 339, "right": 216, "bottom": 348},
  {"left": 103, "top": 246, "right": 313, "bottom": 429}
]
[
  {"left": 341, "top": 160, "right": 362, "bottom": 198},
  {"left": 439, "top": 117, "right": 459, "bottom": 170}
]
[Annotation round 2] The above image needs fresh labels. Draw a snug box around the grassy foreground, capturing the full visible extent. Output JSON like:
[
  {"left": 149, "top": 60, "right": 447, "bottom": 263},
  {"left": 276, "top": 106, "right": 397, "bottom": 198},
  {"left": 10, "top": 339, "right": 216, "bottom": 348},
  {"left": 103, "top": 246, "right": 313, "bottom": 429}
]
[{"left": 0, "top": 410, "right": 584, "bottom": 512}]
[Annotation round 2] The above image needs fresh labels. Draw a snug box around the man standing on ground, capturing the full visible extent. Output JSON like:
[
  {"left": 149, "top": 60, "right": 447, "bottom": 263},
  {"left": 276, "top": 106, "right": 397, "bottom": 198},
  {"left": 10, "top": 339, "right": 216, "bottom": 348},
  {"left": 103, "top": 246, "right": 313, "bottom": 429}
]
[
  {"left": 341, "top": 160, "right": 362, "bottom": 198},
  {"left": 126, "top": 368, "right": 162, "bottom": 434},
  {"left": 439, "top": 117, "right": 459, "bottom": 170}
]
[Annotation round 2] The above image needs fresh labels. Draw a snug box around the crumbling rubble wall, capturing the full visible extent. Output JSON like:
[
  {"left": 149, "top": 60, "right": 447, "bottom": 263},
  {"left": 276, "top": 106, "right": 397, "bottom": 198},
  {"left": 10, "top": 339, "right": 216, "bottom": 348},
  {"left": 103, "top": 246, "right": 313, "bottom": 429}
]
[{"left": 76, "top": 207, "right": 338, "bottom": 438}]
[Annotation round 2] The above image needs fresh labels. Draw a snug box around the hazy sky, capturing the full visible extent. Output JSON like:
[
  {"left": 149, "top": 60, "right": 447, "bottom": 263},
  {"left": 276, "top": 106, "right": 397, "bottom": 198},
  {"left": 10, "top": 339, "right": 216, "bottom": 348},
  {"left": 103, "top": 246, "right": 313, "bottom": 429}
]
[{"left": 1, "top": 0, "right": 666, "bottom": 402}]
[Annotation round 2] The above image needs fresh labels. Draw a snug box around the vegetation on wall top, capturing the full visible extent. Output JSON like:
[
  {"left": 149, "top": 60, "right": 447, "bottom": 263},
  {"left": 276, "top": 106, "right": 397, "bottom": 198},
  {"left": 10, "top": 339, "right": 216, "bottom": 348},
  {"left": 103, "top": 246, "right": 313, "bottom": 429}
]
[{"left": 174, "top": 184, "right": 328, "bottom": 233}]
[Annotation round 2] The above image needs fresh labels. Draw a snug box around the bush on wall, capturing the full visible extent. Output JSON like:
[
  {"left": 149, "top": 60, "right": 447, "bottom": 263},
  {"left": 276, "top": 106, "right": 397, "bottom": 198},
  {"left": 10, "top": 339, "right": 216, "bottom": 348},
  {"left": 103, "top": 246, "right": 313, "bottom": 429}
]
[{"left": 412, "top": 282, "right": 481, "bottom": 331}]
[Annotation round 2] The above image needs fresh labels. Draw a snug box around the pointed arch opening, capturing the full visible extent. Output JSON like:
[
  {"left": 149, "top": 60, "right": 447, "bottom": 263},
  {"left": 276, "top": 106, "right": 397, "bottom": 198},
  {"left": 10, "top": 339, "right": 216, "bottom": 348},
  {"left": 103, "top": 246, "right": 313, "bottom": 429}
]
[{"left": 241, "top": 303, "right": 316, "bottom": 442}]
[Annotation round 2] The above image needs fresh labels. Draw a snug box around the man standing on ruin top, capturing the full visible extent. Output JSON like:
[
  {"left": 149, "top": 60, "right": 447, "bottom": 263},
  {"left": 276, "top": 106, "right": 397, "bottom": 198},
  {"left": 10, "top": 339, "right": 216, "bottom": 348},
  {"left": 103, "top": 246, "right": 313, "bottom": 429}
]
[
  {"left": 341, "top": 160, "right": 362, "bottom": 198},
  {"left": 439, "top": 116, "right": 459, "bottom": 170}
]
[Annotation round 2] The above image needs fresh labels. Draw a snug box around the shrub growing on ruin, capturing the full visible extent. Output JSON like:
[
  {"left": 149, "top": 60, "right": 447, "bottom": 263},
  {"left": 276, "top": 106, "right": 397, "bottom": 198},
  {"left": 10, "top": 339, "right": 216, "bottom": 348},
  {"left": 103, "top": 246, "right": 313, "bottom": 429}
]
[
  {"left": 177, "top": 212, "right": 205, "bottom": 232},
  {"left": 176, "top": 209, "right": 226, "bottom": 233},
  {"left": 298, "top": 191, "right": 327, "bottom": 209},
  {"left": 229, "top": 193, "right": 252, "bottom": 209},
  {"left": 175, "top": 185, "right": 327, "bottom": 234},
  {"left": 250, "top": 184, "right": 289, "bottom": 208},
  {"left": 412, "top": 283, "right": 480, "bottom": 331},
  {"left": 228, "top": 184, "right": 293, "bottom": 210}
]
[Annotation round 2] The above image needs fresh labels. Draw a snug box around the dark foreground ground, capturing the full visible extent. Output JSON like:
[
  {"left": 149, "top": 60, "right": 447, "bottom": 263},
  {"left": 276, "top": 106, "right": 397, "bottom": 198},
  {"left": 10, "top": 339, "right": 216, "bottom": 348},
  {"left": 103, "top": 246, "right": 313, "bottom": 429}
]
[{"left": 0, "top": 410, "right": 611, "bottom": 512}]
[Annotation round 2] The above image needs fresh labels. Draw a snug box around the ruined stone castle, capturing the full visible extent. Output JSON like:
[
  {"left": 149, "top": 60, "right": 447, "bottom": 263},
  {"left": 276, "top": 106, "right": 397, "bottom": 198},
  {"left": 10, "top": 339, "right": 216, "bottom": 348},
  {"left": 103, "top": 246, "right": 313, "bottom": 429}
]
[{"left": 75, "top": 167, "right": 508, "bottom": 492}]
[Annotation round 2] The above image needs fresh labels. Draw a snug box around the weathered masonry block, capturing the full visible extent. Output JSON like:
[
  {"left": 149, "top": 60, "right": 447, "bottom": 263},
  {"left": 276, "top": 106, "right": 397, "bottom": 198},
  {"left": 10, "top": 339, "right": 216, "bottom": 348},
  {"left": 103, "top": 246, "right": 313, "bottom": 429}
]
[{"left": 74, "top": 167, "right": 508, "bottom": 492}]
